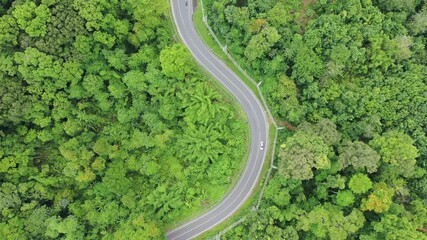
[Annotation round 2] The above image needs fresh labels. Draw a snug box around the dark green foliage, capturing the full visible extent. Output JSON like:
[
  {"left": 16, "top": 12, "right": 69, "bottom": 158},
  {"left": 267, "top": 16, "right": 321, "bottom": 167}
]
[
  {"left": 0, "top": 74, "right": 31, "bottom": 125},
  {"left": 0, "top": 0, "right": 247, "bottom": 238},
  {"left": 30, "top": 0, "right": 87, "bottom": 58}
]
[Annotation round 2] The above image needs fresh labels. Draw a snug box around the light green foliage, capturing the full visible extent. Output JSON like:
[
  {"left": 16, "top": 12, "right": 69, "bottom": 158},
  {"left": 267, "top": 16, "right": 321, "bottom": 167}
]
[
  {"left": 111, "top": 213, "right": 161, "bottom": 239},
  {"left": 24, "top": 206, "right": 50, "bottom": 238},
  {"left": 370, "top": 131, "right": 419, "bottom": 178},
  {"left": 290, "top": 36, "right": 325, "bottom": 85},
  {"left": 12, "top": 2, "right": 51, "bottom": 37},
  {"left": 72, "top": 0, "right": 110, "bottom": 31},
  {"left": 122, "top": 70, "right": 146, "bottom": 93},
  {"left": 393, "top": 36, "right": 413, "bottom": 61},
  {"left": 349, "top": 173, "right": 373, "bottom": 194},
  {"left": 298, "top": 204, "right": 365, "bottom": 240},
  {"left": 182, "top": 82, "right": 224, "bottom": 125},
  {"left": 224, "top": 5, "right": 250, "bottom": 29},
  {"left": 125, "top": 0, "right": 168, "bottom": 44},
  {"left": 0, "top": 0, "right": 247, "bottom": 238},
  {"left": 314, "top": 172, "right": 347, "bottom": 201},
  {"left": 160, "top": 44, "right": 194, "bottom": 80},
  {"left": 205, "top": 0, "right": 427, "bottom": 158},
  {"left": 303, "top": 119, "right": 341, "bottom": 146},
  {"left": 45, "top": 216, "right": 83, "bottom": 239},
  {"left": 336, "top": 190, "right": 355, "bottom": 207},
  {"left": 408, "top": 199, "right": 427, "bottom": 229},
  {"left": 264, "top": 175, "right": 301, "bottom": 207},
  {"left": 360, "top": 214, "right": 426, "bottom": 240},
  {"left": 93, "top": 31, "right": 116, "bottom": 48},
  {"left": 223, "top": 207, "right": 298, "bottom": 239}
]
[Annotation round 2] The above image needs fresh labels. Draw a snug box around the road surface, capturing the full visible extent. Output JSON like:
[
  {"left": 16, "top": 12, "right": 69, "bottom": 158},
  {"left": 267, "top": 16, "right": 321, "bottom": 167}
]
[{"left": 167, "top": 0, "right": 269, "bottom": 239}]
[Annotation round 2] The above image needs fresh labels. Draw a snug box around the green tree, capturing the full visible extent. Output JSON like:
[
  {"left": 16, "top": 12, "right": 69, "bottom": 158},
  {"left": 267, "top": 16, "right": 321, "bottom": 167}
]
[
  {"left": 336, "top": 190, "right": 355, "bottom": 207},
  {"left": 278, "top": 133, "right": 330, "bottom": 180},
  {"left": 160, "top": 44, "right": 193, "bottom": 80},
  {"left": 244, "top": 26, "right": 280, "bottom": 61},
  {"left": 409, "top": 6, "right": 427, "bottom": 35},
  {"left": 279, "top": 120, "right": 339, "bottom": 180},
  {"left": 182, "top": 82, "right": 222, "bottom": 125},
  {"left": 361, "top": 182, "right": 394, "bottom": 213},
  {"left": 0, "top": 16, "right": 19, "bottom": 48},
  {"left": 349, "top": 173, "right": 373, "bottom": 194},
  {"left": 203, "top": 0, "right": 427, "bottom": 238},
  {"left": 177, "top": 124, "right": 224, "bottom": 165},
  {"left": 264, "top": 175, "right": 301, "bottom": 207},
  {"left": 45, "top": 216, "right": 83, "bottom": 240},
  {"left": 265, "top": 75, "right": 302, "bottom": 123},
  {"left": 298, "top": 204, "right": 365, "bottom": 240},
  {"left": 370, "top": 131, "right": 419, "bottom": 178},
  {"left": 338, "top": 141, "right": 380, "bottom": 173},
  {"left": 0, "top": 76, "right": 31, "bottom": 125},
  {"left": 12, "top": 2, "right": 51, "bottom": 37},
  {"left": 30, "top": 0, "right": 87, "bottom": 57},
  {"left": 24, "top": 206, "right": 50, "bottom": 238},
  {"left": 0, "top": 0, "right": 249, "bottom": 238},
  {"left": 374, "top": 0, "right": 418, "bottom": 13},
  {"left": 360, "top": 214, "right": 426, "bottom": 240}
]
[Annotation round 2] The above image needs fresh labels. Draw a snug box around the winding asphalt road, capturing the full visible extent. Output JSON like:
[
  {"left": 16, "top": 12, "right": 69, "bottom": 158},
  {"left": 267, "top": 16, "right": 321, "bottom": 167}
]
[{"left": 167, "top": 0, "right": 270, "bottom": 239}]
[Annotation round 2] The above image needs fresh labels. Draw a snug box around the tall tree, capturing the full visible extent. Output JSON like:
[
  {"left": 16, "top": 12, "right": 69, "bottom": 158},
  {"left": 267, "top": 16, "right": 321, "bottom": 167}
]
[
  {"left": 370, "top": 131, "right": 419, "bottom": 179},
  {"left": 160, "top": 44, "right": 194, "bottom": 80},
  {"left": 338, "top": 141, "right": 380, "bottom": 173}
]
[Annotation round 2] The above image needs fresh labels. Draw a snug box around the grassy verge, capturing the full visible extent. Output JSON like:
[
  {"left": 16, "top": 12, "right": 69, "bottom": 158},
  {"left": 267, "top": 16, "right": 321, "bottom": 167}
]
[{"left": 192, "top": 4, "right": 261, "bottom": 98}]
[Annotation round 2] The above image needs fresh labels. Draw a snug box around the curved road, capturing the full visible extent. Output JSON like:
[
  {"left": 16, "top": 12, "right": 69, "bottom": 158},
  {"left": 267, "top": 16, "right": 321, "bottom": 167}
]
[{"left": 167, "top": 0, "right": 269, "bottom": 239}]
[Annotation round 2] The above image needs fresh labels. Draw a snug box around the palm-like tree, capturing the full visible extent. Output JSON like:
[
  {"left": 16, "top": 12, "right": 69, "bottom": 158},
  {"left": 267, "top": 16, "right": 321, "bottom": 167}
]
[
  {"left": 177, "top": 124, "right": 224, "bottom": 164},
  {"left": 182, "top": 82, "right": 221, "bottom": 125}
]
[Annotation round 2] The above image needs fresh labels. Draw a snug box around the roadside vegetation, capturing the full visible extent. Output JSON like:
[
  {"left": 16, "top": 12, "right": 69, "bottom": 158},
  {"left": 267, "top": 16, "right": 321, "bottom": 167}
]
[
  {"left": 0, "top": 0, "right": 247, "bottom": 238},
  {"left": 203, "top": 0, "right": 427, "bottom": 238}
]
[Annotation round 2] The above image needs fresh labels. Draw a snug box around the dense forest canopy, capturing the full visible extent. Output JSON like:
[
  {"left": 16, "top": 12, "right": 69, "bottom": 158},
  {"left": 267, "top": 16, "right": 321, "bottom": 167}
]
[
  {"left": 203, "top": 0, "right": 427, "bottom": 238},
  {"left": 0, "top": 0, "right": 247, "bottom": 239}
]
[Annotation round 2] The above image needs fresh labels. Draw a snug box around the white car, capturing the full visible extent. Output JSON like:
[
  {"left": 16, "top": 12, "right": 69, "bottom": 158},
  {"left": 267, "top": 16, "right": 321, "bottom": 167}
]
[{"left": 260, "top": 141, "right": 264, "bottom": 150}]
